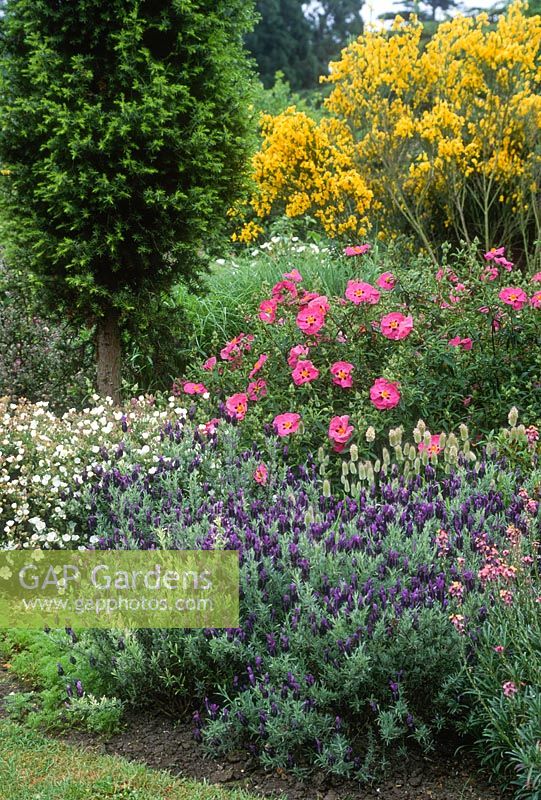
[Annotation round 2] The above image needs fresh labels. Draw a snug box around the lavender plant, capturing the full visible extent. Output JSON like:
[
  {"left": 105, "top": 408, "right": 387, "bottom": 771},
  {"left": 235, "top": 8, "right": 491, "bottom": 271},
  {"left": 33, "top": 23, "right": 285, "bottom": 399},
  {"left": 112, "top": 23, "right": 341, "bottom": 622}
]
[{"left": 67, "top": 433, "right": 540, "bottom": 784}]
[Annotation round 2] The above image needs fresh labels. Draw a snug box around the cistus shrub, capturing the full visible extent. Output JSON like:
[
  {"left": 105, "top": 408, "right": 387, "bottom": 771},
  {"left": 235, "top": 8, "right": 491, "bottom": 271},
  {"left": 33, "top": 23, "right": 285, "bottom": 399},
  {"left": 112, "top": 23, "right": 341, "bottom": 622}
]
[
  {"left": 66, "top": 439, "right": 540, "bottom": 785},
  {"left": 177, "top": 240, "right": 541, "bottom": 457},
  {"left": 240, "top": 2, "right": 541, "bottom": 267}
]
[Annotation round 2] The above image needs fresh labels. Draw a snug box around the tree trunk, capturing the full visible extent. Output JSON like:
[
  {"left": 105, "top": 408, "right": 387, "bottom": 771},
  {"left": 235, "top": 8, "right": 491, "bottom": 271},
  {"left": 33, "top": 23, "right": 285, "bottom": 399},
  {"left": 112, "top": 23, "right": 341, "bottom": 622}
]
[{"left": 96, "top": 309, "right": 121, "bottom": 404}]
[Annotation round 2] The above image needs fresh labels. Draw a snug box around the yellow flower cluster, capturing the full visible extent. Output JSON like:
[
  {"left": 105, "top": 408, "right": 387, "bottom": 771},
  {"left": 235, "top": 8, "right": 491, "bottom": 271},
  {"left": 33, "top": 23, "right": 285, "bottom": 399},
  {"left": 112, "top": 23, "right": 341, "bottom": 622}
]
[
  {"left": 241, "top": 3, "right": 541, "bottom": 261},
  {"left": 238, "top": 108, "right": 373, "bottom": 241}
]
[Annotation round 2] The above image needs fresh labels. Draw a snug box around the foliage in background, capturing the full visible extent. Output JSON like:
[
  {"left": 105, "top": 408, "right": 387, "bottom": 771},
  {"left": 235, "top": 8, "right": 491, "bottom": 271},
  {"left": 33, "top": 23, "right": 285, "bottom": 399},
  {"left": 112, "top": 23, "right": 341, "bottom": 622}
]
[
  {"left": 240, "top": 2, "right": 541, "bottom": 267},
  {"left": 0, "top": 0, "right": 256, "bottom": 398},
  {"left": 0, "top": 263, "right": 94, "bottom": 407},
  {"left": 246, "top": 0, "right": 364, "bottom": 91}
]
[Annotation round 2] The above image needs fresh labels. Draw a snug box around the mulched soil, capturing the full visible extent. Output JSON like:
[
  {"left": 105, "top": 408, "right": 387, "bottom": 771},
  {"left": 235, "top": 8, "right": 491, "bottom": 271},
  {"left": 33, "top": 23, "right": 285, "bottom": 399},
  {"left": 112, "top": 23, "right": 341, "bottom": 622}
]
[{"left": 0, "top": 664, "right": 509, "bottom": 800}]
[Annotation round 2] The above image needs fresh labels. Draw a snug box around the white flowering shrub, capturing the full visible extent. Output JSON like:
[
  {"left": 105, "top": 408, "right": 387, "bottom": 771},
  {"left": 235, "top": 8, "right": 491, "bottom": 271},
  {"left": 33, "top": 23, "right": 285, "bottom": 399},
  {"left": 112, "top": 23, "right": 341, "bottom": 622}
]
[{"left": 0, "top": 394, "right": 189, "bottom": 548}]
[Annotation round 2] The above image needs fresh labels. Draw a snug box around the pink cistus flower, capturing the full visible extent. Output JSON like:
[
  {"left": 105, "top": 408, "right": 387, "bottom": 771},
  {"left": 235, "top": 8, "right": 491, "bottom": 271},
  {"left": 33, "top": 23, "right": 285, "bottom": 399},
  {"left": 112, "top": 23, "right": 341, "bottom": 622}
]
[
  {"left": 369, "top": 378, "right": 400, "bottom": 410},
  {"left": 259, "top": 298, "right": 278, "bottom": 323},
  {"left": 376, "top": 272, "right": 396, "bottom": 290},
  {"left": 247, "top": 379, "right": 267, "bottom": 401},
  {"left": 531, "top": 272, "right": 541, "bottom": 283},
  {"left": 418, "top": 434, "right": 441, "bottom": 456},
  {"left": 283, "top": 268, "right": 303, "bottom": 283},
  {"left": 296, "top": 306, "right": 325, "bottom": 335},
  {"left": 481, "top": 266, "right": 499, "bottom": 281},
  {"left": 225, "top": 392, "right": 248, "bottom": 421},
  {"left": 328, "top": 415, "right": 354, "bottom": 452},
  {"left": 448, "top": 336, "right": 473, "bottom": 351},
  {"left": 183, "top": 382, "right": 208, "bottom": 395},
  {"left": 248, "top": 353, "right": 268, "bottom": 379},
  {"left": 345, "top": 280, "right": 380, "bottom": 305},
  {"left": 307, "top": 295, "right": 330, "bottom": 316},
  {"left": 344, "top": 243, "right": 371, "bottom": 256},
  {"left": 202, "top": 418, "right": 220, "bottom": 436},
  {"left": 530, "top": 290, "right": 541, "bottom": 309},
  {"left": 495, "top": 257, "right": 514, "bottom": 271},
  {"left": 502, "top": 681, "right": 518, "bottom": 698},
  {"left": 493, "top": 645, "right": 505, "bottom": 654},
  {"left": 220, "top": 333, "right": 253, "bottom": 362},
  {"left": 380, "top": 312, "right": 413, "bottom": 340},
  {"left": 288, "top": 344, "right": 310, "bottom": 369},
  {"left": 484, "top": 246, "right": 506, "bottom": 261},
  {"left": 499, "top": 287, "right": 528, "bottom": 310},
  {"left": 202, "top": 356, "right": 217, "bottom": 371},
  {"left": 292, "top": 359, "right": 319, "bottom": 386},
  {"left": 272, "top": 279, "right": 298, "bottom": 303},
  {"left": 254, "top": 463, "right": 268, "bottom": 485},
  {"left": 273, "top": 412, "right": 301, "bottom": 436},
  {"left": 330, "top": 360, "right": 354, "bottom": 388}
]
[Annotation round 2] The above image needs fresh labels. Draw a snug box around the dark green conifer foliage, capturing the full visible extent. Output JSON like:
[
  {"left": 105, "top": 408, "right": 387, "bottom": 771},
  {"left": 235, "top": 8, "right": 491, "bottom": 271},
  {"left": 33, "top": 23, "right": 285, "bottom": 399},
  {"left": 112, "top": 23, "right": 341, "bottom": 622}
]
[{"left": 0, "top": 0, "right": 255, "bottom": 400}]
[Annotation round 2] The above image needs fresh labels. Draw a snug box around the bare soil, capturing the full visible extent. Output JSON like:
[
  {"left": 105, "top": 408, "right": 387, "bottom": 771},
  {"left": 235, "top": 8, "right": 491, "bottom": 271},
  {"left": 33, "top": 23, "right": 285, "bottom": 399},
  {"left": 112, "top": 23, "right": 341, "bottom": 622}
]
[{"left": 0, "top": 665, "right": 509, "bottom": 800}]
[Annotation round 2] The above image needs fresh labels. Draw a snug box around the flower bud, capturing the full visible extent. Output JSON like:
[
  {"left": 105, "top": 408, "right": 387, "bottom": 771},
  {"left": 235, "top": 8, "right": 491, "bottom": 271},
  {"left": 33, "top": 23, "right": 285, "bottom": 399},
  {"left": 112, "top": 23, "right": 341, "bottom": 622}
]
[
  {"left": 508, "top": 406, "right": 519, "bottom": 427},
  {"left": 365, "top": 426, "right": 376, "bottom": 443},
  {"left": 349, "top": 443, "right": 359, "bottom": 462}
]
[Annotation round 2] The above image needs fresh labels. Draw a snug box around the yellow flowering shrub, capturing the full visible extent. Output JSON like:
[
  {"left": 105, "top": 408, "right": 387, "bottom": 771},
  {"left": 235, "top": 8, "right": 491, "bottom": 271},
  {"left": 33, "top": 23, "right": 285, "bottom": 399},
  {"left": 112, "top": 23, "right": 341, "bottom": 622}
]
[
  {"left": 239, "top": 107, "right": 374, "bottom": 240},
  {"left": 243, "top": 3, "right": 541, "bottom": 266}
]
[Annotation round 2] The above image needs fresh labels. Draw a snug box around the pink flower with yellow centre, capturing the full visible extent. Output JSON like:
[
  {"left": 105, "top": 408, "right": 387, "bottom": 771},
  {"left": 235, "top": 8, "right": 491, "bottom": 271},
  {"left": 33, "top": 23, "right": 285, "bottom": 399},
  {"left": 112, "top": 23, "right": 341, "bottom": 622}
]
[
  {"left": 296, "top": 306, "right": 325, "bottom": 335},
  {"left": 259, "top": 298, "right": 278, "bottom": 323},
  {"left": 288, "top": 344, "right": 310, "bottom": 368},
  {"left": 292, "top": 359, "right": 319, "bottom": 386},
  {"left": 376, "top": 272, "right": 396, "bottom": 290},
  {"left": 225, "top": 392, "right": 248, "bottom": 421},
  {"left": 344, "top": 243, "right": 371, "bottom": 256},
  {"left": 248, "top": 353, "right": 268, "bottom": 378},
  {"left": 380, "top": 312, "right": 413, "bottom": 341},
  {"left": 499, "top": 287, "right": 528, "bottom": 310},
  {"left": 272, "top": 279, "right": 298, "bottom": 303},
  {"left": 183, "top": 382, "right": 208, "bottom": 395},
  {"left": 345, "top": 280, "right": 380, "bottom": 305},
  {"left": 530, "top": 290, "right": 541, "bottom": 309},
  {"left": 418, "top": 434, "right": 442, "bottom": 456},
  {"left": 328, "top": 415, "right": 354, "bottom": 452},
  {"left": 307, "top": 295, "right": 330, "bottom": 316},
  {"left": 273, "top": 412, "right": 301, "bottom": 436},
  {"left": 484, "top": 246, "right": 506, "bottom": 261},
  {"left": 202, "top": 356, "right": 216, "bottom": 371},
  {"left": 283, "top": 268, "right": 302, "bottom": 283},
  {"left": 254, "top": 463, "right": 268, "bottom": 485},
  {"left": 369, "top": 378, "right": 400, "bottom": 410},
  {"left": 247, "top": 379, "right": 267, "bottom": 401},
  {"left": 330, "top": 360, "right": 354, "bottom": 388}
]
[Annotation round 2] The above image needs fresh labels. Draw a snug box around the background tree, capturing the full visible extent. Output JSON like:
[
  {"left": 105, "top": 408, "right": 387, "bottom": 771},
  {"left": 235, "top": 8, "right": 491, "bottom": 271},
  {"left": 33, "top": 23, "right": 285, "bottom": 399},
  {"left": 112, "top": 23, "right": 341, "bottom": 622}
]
[
  {"left": 306, "top": 0, "right": 364, "bottom": 71},
  {"left": 246, "top": 0, "right": 364, "bottom": 91},
  {"left": 0, "top": 0, "right": 255, "bottom": 402},
  {"left": 245, "top": 0, "right": 318, "bottom": 89}
]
